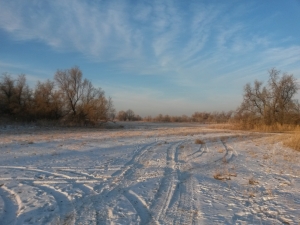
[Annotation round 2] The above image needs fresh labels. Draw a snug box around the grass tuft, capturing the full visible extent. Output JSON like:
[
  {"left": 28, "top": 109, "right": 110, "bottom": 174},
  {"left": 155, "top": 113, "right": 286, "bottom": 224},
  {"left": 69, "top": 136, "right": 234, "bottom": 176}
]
[
  {"left": 249, "top": 177, "right": 259, "bottom": 185},
  {"left": 195, "top": 139, "right": 205, "bottom": 144}
]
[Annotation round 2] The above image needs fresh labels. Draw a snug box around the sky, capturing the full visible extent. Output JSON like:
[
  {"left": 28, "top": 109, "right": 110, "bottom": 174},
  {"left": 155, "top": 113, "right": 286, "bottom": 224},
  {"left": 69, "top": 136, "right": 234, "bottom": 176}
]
[{"left": 0, "top": 0, "right": 300, "bottom": 117}]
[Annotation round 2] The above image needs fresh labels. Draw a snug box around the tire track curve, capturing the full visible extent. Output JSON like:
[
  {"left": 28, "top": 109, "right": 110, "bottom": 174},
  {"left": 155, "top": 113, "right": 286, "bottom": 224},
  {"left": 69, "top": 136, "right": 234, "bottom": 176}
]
[
  {"left": 148, "top": 141, "right": 183, "bottom": 224},
  {"left": 0, "top": 185, "right": 21, "bottom": 225}
]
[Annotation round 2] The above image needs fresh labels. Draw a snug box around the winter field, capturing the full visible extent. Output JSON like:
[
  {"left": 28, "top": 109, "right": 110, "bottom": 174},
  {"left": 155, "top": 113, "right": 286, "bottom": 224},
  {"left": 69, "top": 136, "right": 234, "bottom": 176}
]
[{"left": 0, "top": 122, "right": 299, "bottom": 225}]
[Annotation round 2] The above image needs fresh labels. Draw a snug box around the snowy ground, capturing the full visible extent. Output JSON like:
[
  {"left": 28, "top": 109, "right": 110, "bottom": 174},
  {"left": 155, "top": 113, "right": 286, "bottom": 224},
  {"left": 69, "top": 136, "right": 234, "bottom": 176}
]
[{"left": 0, "top": 122, "right": 299, "bottom": 225}]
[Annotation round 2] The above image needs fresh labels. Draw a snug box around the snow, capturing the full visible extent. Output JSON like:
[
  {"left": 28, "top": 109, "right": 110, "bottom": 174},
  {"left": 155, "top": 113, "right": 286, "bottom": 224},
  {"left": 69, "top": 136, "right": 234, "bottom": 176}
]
[{"left": 0, "top": 122, "right": 299, "bottom": 224}]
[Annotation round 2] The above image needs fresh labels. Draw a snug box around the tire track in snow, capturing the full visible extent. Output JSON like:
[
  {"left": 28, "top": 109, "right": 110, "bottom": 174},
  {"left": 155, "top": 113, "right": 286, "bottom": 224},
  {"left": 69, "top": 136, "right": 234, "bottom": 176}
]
[
  {"left": 0, "top": 185, "right": 21, "bottom": 225},
  {"left": 77, "top": 141, "right": 158, "bottom": 223},
  {"left": 0, "top": 166, "right": 73, "bottom": 179},
  {"left": 221, "top": 141, "right": 237, "bottom": 163},
  {"left": 169, "top": 172, "right": 193, "bottom": 225},
  {"left": 55, "top": 168, "right": 100, "bottom": 180},
  {"left": 123, "top": 189, "right": 151, "bottom": 224},
  {"left": 0, "top": 166, "right": 96, "bottom": 224},
  {"left": 0, "top": 166, "right": 96, "bottom": 195},
  {"left": 38, "top": 185, "right": 75, "bottom": 225},
  {"left": 148, "top": 141, "right": 183, "bottom": 224},
  {"left": 191, "top": 177, "right": 203, "bottom": 225},
  {"left": 186, "top": 144, "right": 205, "bottom": 162},
  {"left": 210, "top": 140, "right": 236, "bottom": 164},
  {"left": 166, "top": 142, "right": 203, "bottom": 224},
  {"left": 91, "top": 141, "right": 175, "bottom": 224},
  {"left": 0, "top": 177, "right": 108, "bottom": 182},
  {"left": 112, "top": 140, "right": 158, "bottom": 184},
  {"left": 111, "top": 142, "right": 156, "bottom": 178},
  {"left": 183, "top": 141, "right": 232, "bottom": 173},
  {"left": 94, "top": 141, "right": 157, "bottom": 194}
]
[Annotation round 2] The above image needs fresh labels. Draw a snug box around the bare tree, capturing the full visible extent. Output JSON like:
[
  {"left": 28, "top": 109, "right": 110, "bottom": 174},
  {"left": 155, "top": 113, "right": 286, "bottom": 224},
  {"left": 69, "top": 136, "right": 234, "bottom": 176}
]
[
  {"left": 55, "top": 66, "right": 88, "bottom": 116},
  {"left": 0, "top": 73, "right": 15, "bottom": 114},
  {"left": 268, "top": 68, "right": 298, "bottom": 124},
  {"left": 79, "top": 86, "right": 114, "bottom": 123},
  {"left": 34, "top": 80, "right": 63, "bottom": 120},
  {"left": 238, "top": 80, "right": 269, "bottom": 123},
  {"left": 126, "top": 109, "right": 135, "bottom": 121},
  {"left": 0, "top": 67, "right": 114, "bottom": 124},
  {"left": 117, "top": 111, "right": 127, "bottom": 121},
  {"left": 237, "top": 68, "right": 299, "bottom": 125},
  {"left": 54, "top": 66, "right": 115, "bottom": 124},
  {"left": 0, "top": 73, "right": 32, "bottom": 119}
]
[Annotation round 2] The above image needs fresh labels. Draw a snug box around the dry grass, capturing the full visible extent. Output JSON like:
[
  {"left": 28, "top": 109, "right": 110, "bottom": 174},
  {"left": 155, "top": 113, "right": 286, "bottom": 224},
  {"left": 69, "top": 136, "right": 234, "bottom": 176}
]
[
  {"left": 249, "top": 177, "right": 259, "bottom": 185},
  {"left": 207, "top": 123, "right": 236, "bottom": 130},
  {"left": 263, "top": 154, "right": 269, "bottom": 160},
  {"left": 213, "top": 171, "right": 231, "bottom": 180},
  {"left": 227, "top": 122, "right": 300, "bottom": 152},
  {"left": 265, "top": 189, "right": 273, "bottom": 197},
  {"left": 194, "top": 139, "right": 205, "bottom": 144},
  {"left": 248, "top": 191, "right": 256, "bottom": 198},
  {"left": 254, "top": 124, "right": 300, "bottom": 133},
  {"left": 213, "top": 167, "right": 237, "bottom": 181},
  {"left": 282, "top": 132, "right": 300, "bottom": 151},
  {"left": 228, "top": 122, "right": 300, "bottom": 133},
  {"left": 265, "top": 131, "right": 300, "bottom": 152},
  {"left": 217, "top": 148, "right": 225, "bottom": 153},
  {"left": 213, "top": 172, "right": 236, "bottom": 181}
]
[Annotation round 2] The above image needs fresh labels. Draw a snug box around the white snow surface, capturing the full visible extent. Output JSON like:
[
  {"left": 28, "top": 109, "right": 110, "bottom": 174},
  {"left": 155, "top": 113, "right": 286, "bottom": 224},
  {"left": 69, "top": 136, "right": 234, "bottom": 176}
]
[{"left": 0, "top": 122, "right": 299, "bottom": 225}]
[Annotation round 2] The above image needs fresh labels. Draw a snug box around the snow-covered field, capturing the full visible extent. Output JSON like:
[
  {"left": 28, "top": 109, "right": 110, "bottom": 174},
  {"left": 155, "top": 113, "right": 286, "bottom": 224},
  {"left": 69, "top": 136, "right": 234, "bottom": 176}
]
[{"left": 0, "top": 122, "right": 299, "bottom": 225}]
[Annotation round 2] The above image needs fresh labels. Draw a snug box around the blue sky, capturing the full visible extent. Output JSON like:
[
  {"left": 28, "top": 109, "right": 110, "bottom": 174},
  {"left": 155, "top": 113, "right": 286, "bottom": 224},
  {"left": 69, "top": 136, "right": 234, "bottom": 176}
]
[{"left": 0, "top": 0, "right": 300, "bottom": 116}]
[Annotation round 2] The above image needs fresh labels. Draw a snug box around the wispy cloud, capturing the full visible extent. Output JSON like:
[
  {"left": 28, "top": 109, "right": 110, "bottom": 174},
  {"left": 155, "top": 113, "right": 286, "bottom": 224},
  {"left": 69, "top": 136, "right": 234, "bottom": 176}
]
[
  {"left": 0, "top": 1, "right": 296, "bottom": 71},
  {"left": 0, "top": 0, "right": 143, "bottom": 60}
]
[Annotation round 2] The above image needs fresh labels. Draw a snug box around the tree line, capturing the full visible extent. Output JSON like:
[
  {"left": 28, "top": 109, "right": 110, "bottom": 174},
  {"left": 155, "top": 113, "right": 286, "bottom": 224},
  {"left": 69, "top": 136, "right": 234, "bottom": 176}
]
[
  {"left": 142, "top": 112, "right": 233, "bottom": 123},
  {"left": 115, "top": 68, "right": 300, "bottom": 128},
  {"left": 0, "top": 66, "right": 115, "bottom": 125},
  {"left": 115, "top": 110, "right": 233, "bottom": 123},
  {"left": 1, "top": 67, "right": 299, "bottom": 128}
]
